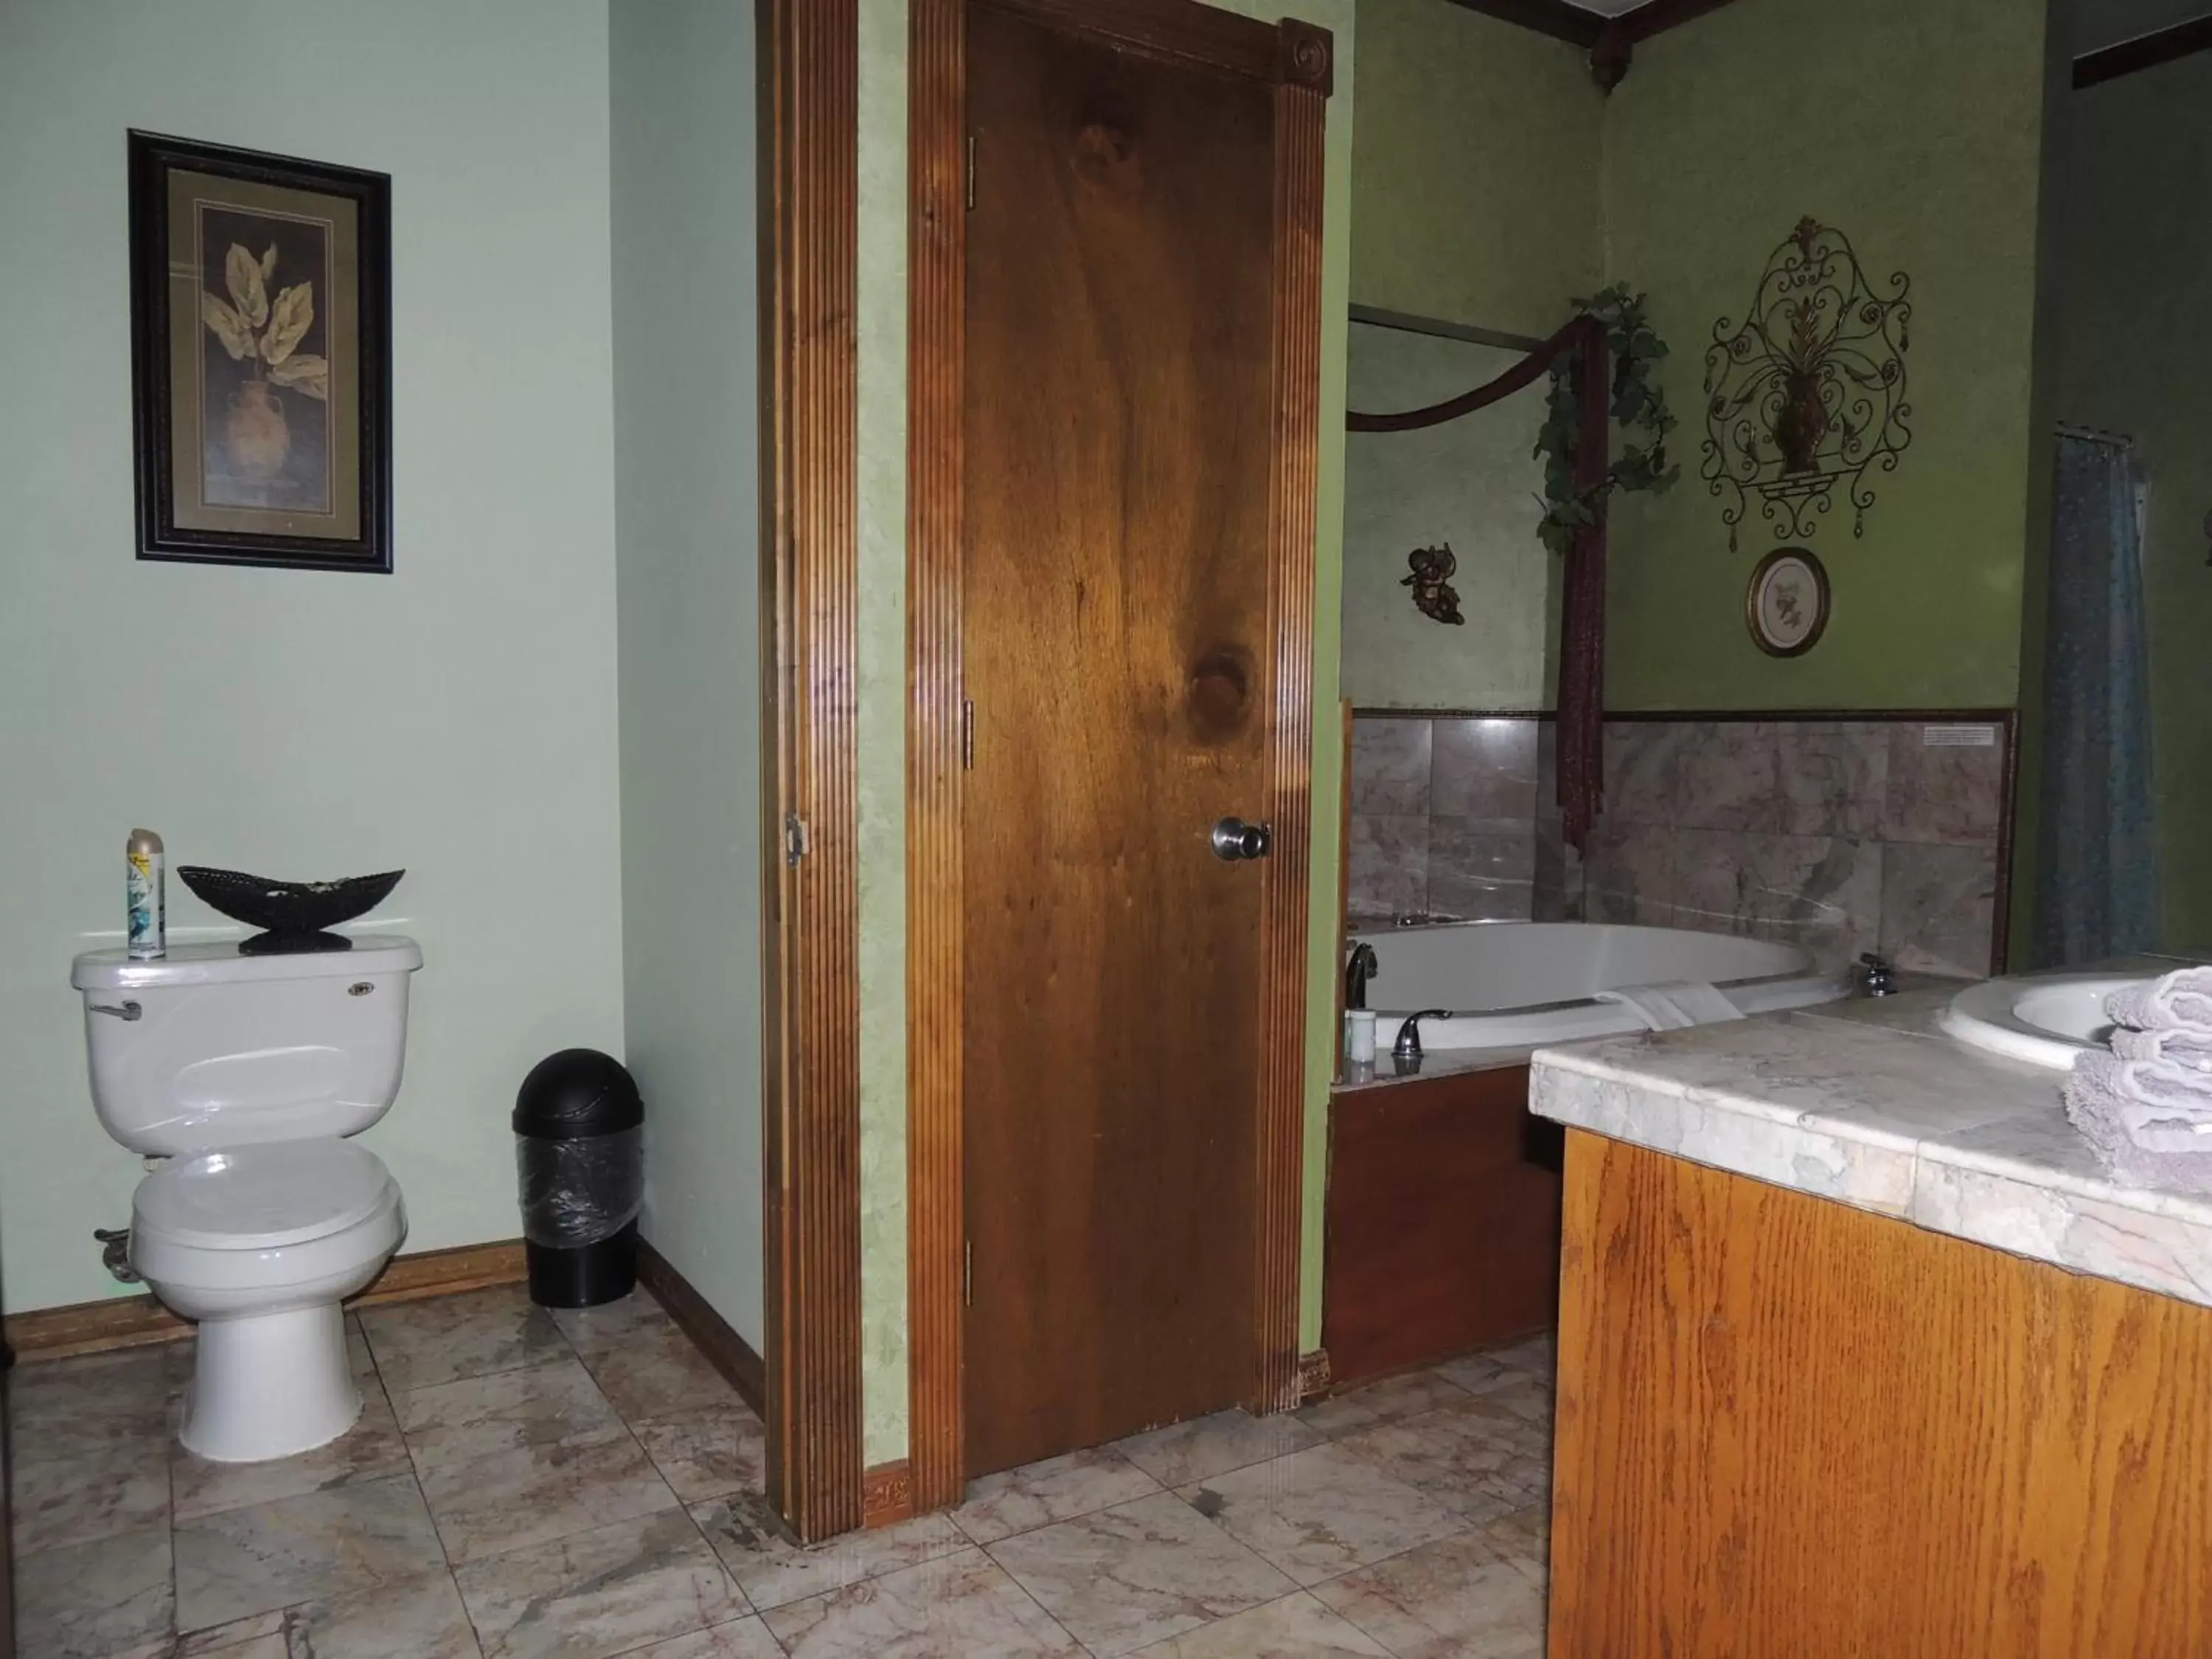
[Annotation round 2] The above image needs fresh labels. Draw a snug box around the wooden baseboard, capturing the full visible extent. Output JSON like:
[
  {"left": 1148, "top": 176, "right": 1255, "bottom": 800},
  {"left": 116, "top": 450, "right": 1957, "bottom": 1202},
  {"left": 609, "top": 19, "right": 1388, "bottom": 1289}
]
[
  {"left": 863, "top": 1459, "right": 916, "bottom": 1528},
  {"left": 634, "top": 1236, "right": 767, "bottom": 1418},
  {"left": 4, "top": 1239, "right": 527, "bottom": 1364},
  {"left": 1296, "top": 1348, "right": 1333, "bottom": 1404}
]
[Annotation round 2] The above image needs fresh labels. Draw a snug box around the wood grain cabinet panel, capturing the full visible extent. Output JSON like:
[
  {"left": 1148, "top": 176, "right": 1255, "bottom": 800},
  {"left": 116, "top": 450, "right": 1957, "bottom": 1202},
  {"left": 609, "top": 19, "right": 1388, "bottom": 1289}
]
[
  {"left": 1322, "top": 1065, "right": 1562, "bottom": 1385},
  {"left": 1551, "top": 1131, "right": 2212, "bottom": 1658}
]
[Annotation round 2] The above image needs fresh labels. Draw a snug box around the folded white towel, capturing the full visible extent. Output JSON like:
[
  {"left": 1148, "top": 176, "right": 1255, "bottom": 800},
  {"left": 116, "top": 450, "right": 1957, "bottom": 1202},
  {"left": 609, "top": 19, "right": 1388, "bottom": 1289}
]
[
  {"left": 2110, "top": 1026, "right": 2212, "bottom": 1071},
  {"left": 1598, "top": 981, "right": 1745, "bottom": 1032},
  {"left": 2106, "top": 967, "right": 2212, "bottom": 1034},
  {"left": 2074, "top": 1051, "right": 2212, "bottom": 1150},
  {"left": 2066, "top": 1053, "right": 2212, "bottom": 1191}
]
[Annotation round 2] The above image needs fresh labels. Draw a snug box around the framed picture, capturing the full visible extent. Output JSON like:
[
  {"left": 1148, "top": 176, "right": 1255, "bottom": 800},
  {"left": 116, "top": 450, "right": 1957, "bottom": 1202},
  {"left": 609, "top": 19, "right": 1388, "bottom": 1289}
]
[
  {"left": 128, "top": 131, "right": 392, "bottom": 572},
  {"left": 1745, "top": 546, "right": 1831, "bottom": 657}
]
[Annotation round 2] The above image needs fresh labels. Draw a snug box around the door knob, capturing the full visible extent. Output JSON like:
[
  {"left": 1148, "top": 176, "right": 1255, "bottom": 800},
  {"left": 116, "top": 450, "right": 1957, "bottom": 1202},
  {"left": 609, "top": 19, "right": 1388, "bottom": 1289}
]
[{"left": 1211, "top": 817, "right": 1272, "bottom": 861}]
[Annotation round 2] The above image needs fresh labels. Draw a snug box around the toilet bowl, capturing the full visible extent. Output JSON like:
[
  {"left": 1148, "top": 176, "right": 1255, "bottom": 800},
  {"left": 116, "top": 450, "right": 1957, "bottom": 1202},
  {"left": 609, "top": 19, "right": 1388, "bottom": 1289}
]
[
  {"left": 132, "top": 1138, "right": 408, "bottom": 1461},
  {"left": 72, "top": 935, "right": 422, "bottom": 1463}
]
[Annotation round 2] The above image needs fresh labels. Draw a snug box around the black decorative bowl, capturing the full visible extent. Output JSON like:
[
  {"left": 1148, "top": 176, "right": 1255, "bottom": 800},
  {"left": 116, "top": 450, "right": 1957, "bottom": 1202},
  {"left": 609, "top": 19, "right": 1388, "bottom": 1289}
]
[{"left": 177, "top": 867, "right": 405, "bottom": 953}]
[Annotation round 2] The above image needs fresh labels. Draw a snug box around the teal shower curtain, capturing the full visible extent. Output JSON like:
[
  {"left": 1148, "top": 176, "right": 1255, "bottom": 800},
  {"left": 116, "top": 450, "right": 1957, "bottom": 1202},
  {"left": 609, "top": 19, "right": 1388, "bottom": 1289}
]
[{"left": 2031, "top": 433, "right": 2160, "bottom": 966}]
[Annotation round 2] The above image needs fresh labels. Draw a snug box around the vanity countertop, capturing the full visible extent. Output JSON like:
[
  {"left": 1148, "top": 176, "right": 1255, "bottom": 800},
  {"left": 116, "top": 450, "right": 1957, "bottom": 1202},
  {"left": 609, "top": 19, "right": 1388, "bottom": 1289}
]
[{"left": 1528, "top": 982, "right": 2212, "bottom": 1312}]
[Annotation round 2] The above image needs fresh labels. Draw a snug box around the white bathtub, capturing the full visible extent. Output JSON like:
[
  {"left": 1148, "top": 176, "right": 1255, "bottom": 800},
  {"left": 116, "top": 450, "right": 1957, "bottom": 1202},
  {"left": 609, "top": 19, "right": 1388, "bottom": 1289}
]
[{"left": 1353, "top": 921, "right": 1848, "bottom": 1053}]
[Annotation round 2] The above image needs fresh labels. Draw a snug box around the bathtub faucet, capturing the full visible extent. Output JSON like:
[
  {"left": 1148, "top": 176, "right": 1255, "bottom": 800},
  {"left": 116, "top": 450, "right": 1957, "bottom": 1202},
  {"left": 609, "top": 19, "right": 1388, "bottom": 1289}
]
[
  {"left": 1391, "top": 1008, "right": 1454, "bottom": 1065},
  {"left": 1345, "top": 940, "right": 1380, "bottom": 1010}
]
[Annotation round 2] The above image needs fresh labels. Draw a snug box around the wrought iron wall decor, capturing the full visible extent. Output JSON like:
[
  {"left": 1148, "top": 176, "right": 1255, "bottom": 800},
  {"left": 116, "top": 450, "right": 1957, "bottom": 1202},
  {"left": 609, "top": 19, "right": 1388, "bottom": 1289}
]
[
  {"left": 1702, "top": 218, "right": 1911, "bottom": 551},
  {"left": 1402, "top": 544, "right": 1464, "bottom": 625}
]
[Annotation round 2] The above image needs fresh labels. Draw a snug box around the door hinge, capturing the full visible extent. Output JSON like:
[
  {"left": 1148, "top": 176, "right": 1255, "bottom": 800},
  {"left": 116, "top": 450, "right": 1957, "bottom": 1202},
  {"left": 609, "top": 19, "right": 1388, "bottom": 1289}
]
[
  {"left": 965, "top": 135, "right": 976, "bottom": 211},
  {"left": 963, "top": 1238, "right": 973, "bottom": 1307},
  {"left": 784, "top": 813, "right": 810, "bottom": 866},
  {"left": 961, "top": 699, "right": 975, "bottom": 771}
]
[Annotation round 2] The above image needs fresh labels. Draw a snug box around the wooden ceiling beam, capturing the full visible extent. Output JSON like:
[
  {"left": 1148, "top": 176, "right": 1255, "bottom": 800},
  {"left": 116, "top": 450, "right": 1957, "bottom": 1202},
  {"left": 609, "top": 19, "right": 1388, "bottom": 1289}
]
[
  {"left": 1439, "top": 0, "right": 1742, "bottom": 90},
  {"left": 1439, "top": 0, "right": 1603, "bottom": 50},
  {"left": 2074, "top": 13, "right": 2212, "bottom": 88}
]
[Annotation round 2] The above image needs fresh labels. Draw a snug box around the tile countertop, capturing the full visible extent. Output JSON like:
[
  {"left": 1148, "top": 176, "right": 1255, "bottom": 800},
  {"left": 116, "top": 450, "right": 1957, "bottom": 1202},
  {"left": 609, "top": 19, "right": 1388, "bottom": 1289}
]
[{"left": 1528, "top": 975, "right": 2212, "bottom": 1312}]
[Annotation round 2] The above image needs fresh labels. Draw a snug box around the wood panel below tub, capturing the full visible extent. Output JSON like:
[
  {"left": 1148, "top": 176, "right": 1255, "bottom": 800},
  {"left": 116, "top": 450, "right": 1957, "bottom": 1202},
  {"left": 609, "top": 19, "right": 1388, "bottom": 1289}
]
[
  {"left": 1322, "top": 1063, "right": 1562, "bottom": 1385},
  {"left": 1551, "top": 1130, "right": 2212, "bottom": 1656}
]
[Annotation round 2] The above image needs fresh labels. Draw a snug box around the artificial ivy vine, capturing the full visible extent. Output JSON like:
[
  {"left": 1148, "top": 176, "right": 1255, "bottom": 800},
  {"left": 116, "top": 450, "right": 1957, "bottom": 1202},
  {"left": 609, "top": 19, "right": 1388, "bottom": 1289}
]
[{"left": 1535, "top": 285, "right": 1679, "bottom": 556}]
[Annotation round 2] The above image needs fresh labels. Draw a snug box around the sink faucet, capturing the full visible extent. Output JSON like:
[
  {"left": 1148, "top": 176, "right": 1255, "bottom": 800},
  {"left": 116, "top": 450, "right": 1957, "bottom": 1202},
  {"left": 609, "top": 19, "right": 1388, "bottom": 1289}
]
[{"left": 1857, "top": 953, "right": 1898, "bottom": 998}]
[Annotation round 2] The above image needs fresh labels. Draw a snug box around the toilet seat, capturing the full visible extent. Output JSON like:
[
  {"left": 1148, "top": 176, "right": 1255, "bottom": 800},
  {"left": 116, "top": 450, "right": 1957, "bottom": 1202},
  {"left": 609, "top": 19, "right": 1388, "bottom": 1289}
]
[{"left": 136, "top": 1139, "right": 396, "bottom": 1250}]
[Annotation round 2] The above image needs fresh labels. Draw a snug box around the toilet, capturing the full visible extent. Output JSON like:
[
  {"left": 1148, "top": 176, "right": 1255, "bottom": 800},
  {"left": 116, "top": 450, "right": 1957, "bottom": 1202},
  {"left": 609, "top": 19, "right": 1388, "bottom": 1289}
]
[{"left": 70, "top": 936, "right": 422, "bottom": 1462}]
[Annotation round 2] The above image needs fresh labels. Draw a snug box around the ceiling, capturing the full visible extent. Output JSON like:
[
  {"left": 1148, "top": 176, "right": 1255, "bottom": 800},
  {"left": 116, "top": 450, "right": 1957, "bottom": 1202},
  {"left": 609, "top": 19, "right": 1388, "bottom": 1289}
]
[{"left": 1549, "top": 0, "right": 2212, "bottom": 55}]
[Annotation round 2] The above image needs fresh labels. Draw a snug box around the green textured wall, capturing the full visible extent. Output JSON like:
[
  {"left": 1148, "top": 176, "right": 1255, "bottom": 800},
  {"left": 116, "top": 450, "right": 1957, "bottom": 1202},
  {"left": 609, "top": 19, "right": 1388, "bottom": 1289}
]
[
  {"left": 2042, "top": 57, "right": 2212, "bottom": 953},
  {"left": 1349, "top": 0, "right": 1600, "bottom": 336},
  {"left": 855, "top": 1, "right": 913, "bottom": 1470},
  {"left": 1600, "top": 0, "right": 2049, "bottom": 711},
  {"left": 852, "top": 0, "right": 1356, "bottom": 1465}
]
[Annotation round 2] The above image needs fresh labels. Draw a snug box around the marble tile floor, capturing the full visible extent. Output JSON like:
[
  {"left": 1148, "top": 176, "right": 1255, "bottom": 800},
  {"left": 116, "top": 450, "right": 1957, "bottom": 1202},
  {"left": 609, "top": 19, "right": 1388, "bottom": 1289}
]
[{"left": 10, "top": 1288, "right": 1555, "bottom": 1659}]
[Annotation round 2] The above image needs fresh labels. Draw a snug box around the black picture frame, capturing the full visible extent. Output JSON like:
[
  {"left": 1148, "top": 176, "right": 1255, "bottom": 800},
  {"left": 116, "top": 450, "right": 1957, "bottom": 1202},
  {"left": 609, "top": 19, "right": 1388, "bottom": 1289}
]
[{"left": 128, "top": 131, "right": 392, "bottom": 573}]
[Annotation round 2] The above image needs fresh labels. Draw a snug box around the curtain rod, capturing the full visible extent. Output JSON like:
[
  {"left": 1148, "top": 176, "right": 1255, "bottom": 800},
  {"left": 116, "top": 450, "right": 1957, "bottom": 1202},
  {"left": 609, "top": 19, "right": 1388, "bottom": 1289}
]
[{"left": 2056, "top": 422, "right": 2134, "bottom": 448}]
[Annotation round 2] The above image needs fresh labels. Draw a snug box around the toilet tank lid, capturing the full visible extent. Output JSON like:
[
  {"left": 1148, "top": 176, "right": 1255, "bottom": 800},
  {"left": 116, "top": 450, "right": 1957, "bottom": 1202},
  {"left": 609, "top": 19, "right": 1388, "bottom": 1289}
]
[{"left": 72, "top": 935, "right": 421, "bottom": 992}]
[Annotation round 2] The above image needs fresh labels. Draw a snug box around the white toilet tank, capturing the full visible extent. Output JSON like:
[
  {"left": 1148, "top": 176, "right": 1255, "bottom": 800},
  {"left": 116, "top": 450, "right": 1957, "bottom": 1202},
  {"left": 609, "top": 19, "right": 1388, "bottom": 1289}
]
[{"left": 71, "top": 936, "right": 423, "bottom": 1156}]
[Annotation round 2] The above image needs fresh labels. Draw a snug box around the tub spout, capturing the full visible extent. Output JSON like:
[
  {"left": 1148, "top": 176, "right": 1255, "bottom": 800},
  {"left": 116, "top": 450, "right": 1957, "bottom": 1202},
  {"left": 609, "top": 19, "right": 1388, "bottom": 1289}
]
[{"left": 1345, "top": 940, "right": 1379, "bottom": 1009}]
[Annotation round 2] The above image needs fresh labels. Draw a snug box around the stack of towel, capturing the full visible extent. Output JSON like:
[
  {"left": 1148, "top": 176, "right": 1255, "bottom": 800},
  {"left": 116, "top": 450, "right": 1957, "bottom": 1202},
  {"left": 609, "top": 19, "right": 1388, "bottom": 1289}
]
[{"left": 2064, "top": 967, "right": 2212, "bottom": 1191}]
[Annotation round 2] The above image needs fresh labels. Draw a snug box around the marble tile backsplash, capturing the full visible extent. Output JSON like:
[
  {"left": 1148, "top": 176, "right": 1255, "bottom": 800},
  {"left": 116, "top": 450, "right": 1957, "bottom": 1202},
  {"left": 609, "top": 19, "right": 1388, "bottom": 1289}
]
[
  {"left": 1349, "top": 717, "right": 1542, "bottom": 925},
  {"left": 1346, "top": 714, "right": 2011, "bottom": 978}
]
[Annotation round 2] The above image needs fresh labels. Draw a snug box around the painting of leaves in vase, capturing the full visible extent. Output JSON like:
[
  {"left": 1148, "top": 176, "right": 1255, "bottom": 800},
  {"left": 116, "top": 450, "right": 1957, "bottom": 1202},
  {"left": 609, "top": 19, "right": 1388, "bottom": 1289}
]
[
  {"left": 196, "top": 203, "right": 333, "bottom": 513},
  {"left": 130, "top": 131, "right": 389, "bottom": 571}
]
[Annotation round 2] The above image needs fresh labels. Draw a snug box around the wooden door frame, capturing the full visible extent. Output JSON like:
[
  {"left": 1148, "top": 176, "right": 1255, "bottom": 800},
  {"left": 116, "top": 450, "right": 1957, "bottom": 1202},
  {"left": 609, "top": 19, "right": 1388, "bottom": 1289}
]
[
  {"left": 905, "top": 0, "right": 1333, "bottom": 1511},
  {"left": 759, "top": 0, "right": 864, "bottom": 1543}
]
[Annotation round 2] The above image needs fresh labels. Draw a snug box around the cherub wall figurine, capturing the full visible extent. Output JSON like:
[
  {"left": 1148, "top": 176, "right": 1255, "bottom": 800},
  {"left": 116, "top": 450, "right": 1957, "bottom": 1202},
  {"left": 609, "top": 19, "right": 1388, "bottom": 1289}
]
[{"left": 1401, "top": 543, "right": 1464, "bottom": 625}]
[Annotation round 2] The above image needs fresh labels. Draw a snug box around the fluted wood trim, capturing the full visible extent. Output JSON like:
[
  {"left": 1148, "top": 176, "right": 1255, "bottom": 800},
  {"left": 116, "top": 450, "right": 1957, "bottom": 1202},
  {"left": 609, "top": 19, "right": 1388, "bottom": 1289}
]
[
  {"left": 1253, "top": 66, "right": 1326, "bottom": 1416},
  {"left": 905, "top": 0, "right": 967, "bottom": 1517},
  {"left": 759, "top": 0, "right": 863, "bottom": 1545}
]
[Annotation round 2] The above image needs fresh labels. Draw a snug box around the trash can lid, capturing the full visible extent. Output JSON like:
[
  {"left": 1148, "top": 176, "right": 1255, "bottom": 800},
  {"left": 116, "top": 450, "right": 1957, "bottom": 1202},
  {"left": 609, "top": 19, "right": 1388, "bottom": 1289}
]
[{"left": 512, "top": 1048, "right": 643, "bottom": 1138}]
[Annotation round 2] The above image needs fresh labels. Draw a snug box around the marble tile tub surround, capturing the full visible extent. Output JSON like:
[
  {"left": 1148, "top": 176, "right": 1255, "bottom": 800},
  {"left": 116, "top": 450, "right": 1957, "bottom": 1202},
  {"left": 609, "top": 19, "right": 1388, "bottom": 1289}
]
[
  {"left": 1346, "top": 712, "right": 2012, "bottom": 977},
  {"left": 1528, "top": 990, "right": 2212, "bottom": 1314},
  {"left": 12, "top": 1280, "right": 1562, "bottom": 1659},
  {"left": 1348, "top": 714, "right": 1542, "bottom": 925}
]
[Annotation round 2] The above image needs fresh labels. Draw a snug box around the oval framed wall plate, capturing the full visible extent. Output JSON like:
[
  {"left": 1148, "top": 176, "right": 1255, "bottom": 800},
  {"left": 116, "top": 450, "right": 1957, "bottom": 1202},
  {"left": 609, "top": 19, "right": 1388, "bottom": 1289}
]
[{"left": 1745, "top": 546, "right": 1831, "bottom": 657}]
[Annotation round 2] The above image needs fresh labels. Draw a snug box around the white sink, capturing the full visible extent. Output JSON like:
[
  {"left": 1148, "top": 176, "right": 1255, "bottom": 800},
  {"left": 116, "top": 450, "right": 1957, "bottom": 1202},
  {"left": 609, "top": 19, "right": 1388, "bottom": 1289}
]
[{"left": 1938, "top": 973, "right": 2146, "bottom": 1071}]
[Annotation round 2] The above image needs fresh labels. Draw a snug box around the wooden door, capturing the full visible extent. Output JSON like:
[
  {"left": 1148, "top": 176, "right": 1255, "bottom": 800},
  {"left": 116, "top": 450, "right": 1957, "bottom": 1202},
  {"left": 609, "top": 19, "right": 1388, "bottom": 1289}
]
[{"left": 959, "top": 1, "right": 1284, "bottom": 1477}]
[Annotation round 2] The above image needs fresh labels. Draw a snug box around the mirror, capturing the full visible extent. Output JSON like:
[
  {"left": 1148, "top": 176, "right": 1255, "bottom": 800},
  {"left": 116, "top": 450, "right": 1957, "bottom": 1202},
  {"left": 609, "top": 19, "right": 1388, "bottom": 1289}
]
[{"left": 1340, "top": 307, "right": 1559, "bottom": 714}]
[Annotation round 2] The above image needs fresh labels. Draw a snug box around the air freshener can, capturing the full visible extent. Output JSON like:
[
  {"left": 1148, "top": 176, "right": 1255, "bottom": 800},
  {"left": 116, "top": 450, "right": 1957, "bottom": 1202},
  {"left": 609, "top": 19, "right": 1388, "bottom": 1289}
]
[{"left": 127, "top": 827, "right": 165, "bottom": 959}]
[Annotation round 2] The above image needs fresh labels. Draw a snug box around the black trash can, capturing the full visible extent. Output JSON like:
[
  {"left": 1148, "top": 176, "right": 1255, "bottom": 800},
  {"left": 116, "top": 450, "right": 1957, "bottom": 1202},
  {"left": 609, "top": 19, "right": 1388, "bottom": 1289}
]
[{"left": 513, "top": 1048, "right": 644, "bottom": 1308}]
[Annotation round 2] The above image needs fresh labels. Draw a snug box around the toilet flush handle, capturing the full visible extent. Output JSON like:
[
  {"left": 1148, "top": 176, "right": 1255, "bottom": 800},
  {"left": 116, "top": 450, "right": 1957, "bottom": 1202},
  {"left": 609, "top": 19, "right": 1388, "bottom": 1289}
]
[{"left": 90, "top": 1000, "right": 142, "bottom": 1021}]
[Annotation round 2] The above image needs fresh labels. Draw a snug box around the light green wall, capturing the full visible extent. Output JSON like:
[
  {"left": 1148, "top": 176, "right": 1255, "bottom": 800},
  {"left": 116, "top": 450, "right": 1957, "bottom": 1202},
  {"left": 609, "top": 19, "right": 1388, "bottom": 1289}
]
[
  {"left": 855, "top": 0, "right": 913, "bottom": 1469},
  {"left": 1349, "top": 0, "right": 1600, "bottom": 337},
  {"left": 1599, "top": 0, "right": 2049, "bottom": 711},
  {"left": 0, "top": 1, "right": 625, "bottom": 1312},
  {"left": 611, "top": 0, "right": 765, "bottom": 1346},
  {"left": 2042, "top": 55, "right": 2212, "bottom": 953},
  {"left": 852, "top": 0, "right": 1356, "bottom": 1460},
  {"left": 1343, "top": 323, "right": 1555, "bottom": 709}
]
